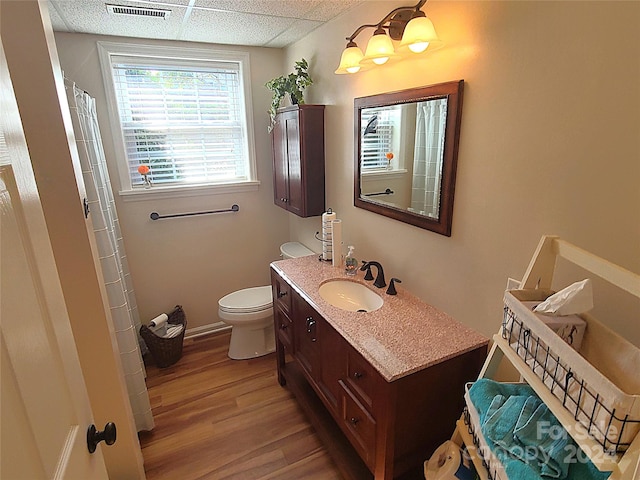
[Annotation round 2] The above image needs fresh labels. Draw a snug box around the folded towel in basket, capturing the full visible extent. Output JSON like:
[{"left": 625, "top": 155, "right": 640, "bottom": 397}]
[
  {"left": 469, "top": 379, "right": 611, "bottom": 480},
  {"left": 483, "top": 394, "right": 571, "bottom": 478},
  {"left": 514, "top": 398, "right": 571, "bottom": 478}
]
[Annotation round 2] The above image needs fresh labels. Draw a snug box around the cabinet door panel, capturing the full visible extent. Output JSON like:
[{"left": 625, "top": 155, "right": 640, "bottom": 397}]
[
  {"left": 272, "top": 114, "right": 289, "bottom": 209},
  {"left": 317, "top": 321, "right": 344, "bottom": 413},
  {"left": 293, "top": 291, "right": 320, "bottom": 379},
  {"left": 284, "top": 114, "right": 303, "bottom": 215}
]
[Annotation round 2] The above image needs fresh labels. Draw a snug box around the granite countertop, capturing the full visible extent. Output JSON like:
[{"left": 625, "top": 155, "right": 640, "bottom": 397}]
[{"left": 271, "top": 255, "right": 489, "bottom": 382}]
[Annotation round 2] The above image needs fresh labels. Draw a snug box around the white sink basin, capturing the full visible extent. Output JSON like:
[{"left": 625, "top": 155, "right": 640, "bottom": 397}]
[{"left": 319, "top": 280, "right": 383, "bottom": 313}]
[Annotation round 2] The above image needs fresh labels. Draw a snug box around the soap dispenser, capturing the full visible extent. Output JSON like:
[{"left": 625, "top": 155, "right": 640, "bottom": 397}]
[{"left": 345, "top": 246, "right": 358, "bottom": 276}]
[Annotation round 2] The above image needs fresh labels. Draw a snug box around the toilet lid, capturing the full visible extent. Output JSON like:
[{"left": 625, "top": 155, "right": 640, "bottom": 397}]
[
  {"left": 218, "top": 286, "right": 273, "bottom": 313},
  {"left": 280, "top": 242, "right": 314, "bottom": 258}
]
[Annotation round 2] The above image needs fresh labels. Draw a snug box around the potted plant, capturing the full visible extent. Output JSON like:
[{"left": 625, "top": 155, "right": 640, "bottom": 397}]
[{"left": 265, "top": 58, "right": 313, "bottom": 132}]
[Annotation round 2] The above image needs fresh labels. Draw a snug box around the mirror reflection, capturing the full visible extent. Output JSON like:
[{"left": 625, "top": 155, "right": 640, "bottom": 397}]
[
  {"left": 359, "top": 97, "right": 448, "bottom": 219},
  {"left": 354, "top": 81, "right": 464, "bottom": 236}
]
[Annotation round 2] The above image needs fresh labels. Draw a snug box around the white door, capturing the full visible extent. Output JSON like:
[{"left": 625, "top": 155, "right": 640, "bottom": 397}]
[{"left": 0, "top": 41, "right": 109, "bottom": 480}]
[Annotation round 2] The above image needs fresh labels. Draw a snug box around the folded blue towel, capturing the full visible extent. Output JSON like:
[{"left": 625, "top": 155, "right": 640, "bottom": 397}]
[
  {"left": 514, "top": 399, "right": 570, "bottom": 478},
  {"left": 468, "top": 379, "right": 610, "bottom": 480},
  {"left": 483, "top": 394, "right": 531, "bottom": 451}
]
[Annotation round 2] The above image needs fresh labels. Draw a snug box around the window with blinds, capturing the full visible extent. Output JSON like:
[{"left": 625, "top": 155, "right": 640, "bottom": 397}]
[
  {"left": 99, "top": 43, "right": 256, "bottom": 192},
  {"left": 360, "top": 105, "right": 401, "bottom": 170}
]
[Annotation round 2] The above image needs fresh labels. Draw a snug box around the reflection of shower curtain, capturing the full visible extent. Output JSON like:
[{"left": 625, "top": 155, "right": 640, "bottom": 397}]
[
  {"left": 69, "top": 84, "right": 154, "bottom": 432},
  {"left": 411, "top": 99, "right": 447, "bottom": 218}
]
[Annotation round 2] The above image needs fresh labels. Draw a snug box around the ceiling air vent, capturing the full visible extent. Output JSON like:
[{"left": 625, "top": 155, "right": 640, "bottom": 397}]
[{"left": 106, "top": 4, "right": 171, "bottom": 19}]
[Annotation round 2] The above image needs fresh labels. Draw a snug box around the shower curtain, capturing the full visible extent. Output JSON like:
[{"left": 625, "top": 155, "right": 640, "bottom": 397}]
[
  {"left": 68, "top": 84, "right": 154, "bottom": 432},
  {"left": 411, "top": 98, "right": 448, "bottom": 218}
]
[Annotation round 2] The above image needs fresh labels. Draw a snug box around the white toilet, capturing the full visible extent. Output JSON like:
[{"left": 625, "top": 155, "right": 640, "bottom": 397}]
[{"left": 218, "top": 242, "right": 314, "bottom": 360}]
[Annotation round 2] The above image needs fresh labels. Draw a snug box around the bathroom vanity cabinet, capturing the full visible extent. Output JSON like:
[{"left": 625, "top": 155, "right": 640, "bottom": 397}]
[
  {"left": 271, "top": 104, "right": 325, "bottom": 217},
  {"left": 270, "top": 266, "right": 488, "bottom": 480}
]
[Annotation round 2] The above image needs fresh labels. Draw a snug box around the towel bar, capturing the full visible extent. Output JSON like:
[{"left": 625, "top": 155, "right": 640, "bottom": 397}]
[
  {"left": 150, "top": 204, "right": 239, "bottom": 220},
  {"left": 364, "top": 188, "right": 394, "bottom": 197}
]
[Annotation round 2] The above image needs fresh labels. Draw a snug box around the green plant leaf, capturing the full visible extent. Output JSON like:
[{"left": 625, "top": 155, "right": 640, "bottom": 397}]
[{"left": 265, "top": 58, "right": 313, "bottom": 131}]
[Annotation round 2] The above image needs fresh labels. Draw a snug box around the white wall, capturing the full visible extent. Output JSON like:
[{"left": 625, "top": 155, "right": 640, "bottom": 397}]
[
  {"left": 54, "top": 33, "right": 292, "bottom": 331},
  {"left": 286, "top": 1, "right": 640, "bottom": 344}
]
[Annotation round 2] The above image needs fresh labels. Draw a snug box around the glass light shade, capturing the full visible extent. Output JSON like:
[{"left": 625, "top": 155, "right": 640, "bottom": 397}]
[
  {"left": 335, "top": 45, "right": 364, "bottom": 74},
  {"left": 361, "top": 32, "right": 398, "bottom": 65},
  {"left": 399, "top": 16, "right": 443, "bottom": 54}
]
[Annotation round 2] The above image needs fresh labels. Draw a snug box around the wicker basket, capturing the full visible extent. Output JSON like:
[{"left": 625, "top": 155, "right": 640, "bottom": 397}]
[{"left": 140, "top": 305, "right": 187, "bottom": 368}]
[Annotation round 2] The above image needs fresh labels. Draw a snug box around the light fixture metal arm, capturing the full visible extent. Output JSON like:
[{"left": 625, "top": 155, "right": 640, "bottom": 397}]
[{"left": 346, "top": 0, "right": 427, "bottom": 42}]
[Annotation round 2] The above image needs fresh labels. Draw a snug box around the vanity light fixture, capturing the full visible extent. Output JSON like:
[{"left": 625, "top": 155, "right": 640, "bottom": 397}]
[{"left": 334, "top": 0, "right": 442, "bottom": 75}]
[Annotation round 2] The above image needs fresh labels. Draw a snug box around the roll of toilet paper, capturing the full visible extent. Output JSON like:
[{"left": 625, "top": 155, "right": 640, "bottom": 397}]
[
  {"left": 332, "top": 219, "right": 343, "bottom": 267},
  {"left": 424, "top": 441, "right": 475, "bottom": 480},
  {"left": 322, "top": 209, "right": 336, "bottom": 261},
  {"left": 149, "top": 313, "right": 168, "bottom": 329}
]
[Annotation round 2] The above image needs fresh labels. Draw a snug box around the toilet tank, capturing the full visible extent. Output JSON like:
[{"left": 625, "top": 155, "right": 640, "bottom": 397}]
[{"left": 280, "top": 242, "right": 314, "bottom": 259}]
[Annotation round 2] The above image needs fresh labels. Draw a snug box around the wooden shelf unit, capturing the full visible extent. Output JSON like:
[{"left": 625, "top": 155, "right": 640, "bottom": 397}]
[{"left": 452, "top": 235, "right": 640, "bottom": 480}]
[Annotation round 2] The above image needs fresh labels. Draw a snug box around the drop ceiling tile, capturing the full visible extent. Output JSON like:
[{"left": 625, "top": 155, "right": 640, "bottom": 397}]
[
  {"left": 144, "top": 0, "right": 192, "bottom": 5},
  {"left": 48, "top": 0, "right": 363, "bottom": 48},
  {"left": 50, "top": 0, "right": 186, "bottom": 39},
  {"left": 192, "top": 0, "right": 322, "bottom": 20},
  {"left": 180, "top": 8, "right": 297, "bottom": 46},
  {"left": 302, "top": 0, "right": 362, "bottom": 22},
  {"left": 265, "top": 19, "right": 323, "bottom": 48}
]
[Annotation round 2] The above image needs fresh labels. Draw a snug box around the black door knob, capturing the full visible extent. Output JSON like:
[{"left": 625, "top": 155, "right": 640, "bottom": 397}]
[{"left": 87, "top": 422, "right": 117, "bottom": 454}]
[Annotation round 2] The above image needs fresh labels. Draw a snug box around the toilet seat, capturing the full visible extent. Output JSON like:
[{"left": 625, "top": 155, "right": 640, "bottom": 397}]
[{"left": 218, "top": 285, "right": 272, "bottom": 314}]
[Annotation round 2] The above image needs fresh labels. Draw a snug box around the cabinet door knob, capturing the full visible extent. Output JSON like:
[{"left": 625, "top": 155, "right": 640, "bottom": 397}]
[
  {"left": 280, "top": 323, "right": 288, "bottom": 330},
  {"left": 353, "top": 372, "right": 363, "bottom": 380},
  {"left": 277, "top": 291, "right": 287, "bottom": 298},
  {"left": 350, "top": 417, "right": 360, "bottom": 426},
  {"left": 306, "top": 317, "right": 317, "bottom": 342}
]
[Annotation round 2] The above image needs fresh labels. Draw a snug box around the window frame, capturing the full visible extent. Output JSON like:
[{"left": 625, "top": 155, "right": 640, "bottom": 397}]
[{"left": 97, "top": 41, "right": 259, "bottom": 199}]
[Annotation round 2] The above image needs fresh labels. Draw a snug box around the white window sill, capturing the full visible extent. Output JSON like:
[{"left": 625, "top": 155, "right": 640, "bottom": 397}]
[
  {"left": 119, "top": 181, "right": 260, "bottom": 202},
  {"left": 361, "top": 169, "right": 408, "bottom": 180}
]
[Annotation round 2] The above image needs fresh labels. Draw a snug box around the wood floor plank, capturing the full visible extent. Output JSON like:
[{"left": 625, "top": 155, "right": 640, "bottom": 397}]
[{"left": 139, "top": 332, "right": 345, "bottom": 480}]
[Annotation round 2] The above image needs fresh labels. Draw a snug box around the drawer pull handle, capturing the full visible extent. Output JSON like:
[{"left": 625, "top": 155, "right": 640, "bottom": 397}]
[
  {"left": 350, "top": 417, "right": 360, "bottom": 426},
  {"left": 353, "top": 372, "right": 363, "bottom": 380},
  {"left": 280, "top": 323, "right": 288, "bottom": 330},
  {"left": 278, "top": 291, "right": 288, "bottom": 298}
]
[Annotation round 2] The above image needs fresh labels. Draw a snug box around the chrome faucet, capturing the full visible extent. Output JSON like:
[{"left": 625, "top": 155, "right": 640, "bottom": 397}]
[{"left": 360, "top": 261, "right": 386, "bottom": 288}]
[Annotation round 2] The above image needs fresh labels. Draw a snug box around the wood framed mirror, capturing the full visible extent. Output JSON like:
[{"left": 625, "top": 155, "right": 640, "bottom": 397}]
[{"left": 354, "top": 80, "right": 464, "bottom": 236}]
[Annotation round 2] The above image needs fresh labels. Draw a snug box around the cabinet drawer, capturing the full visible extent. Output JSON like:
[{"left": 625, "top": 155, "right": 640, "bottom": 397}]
[
  {"left": 274, "top": 307, "right": 293, "bottom": 349},
  {"left": 271, "top": 271, "right": 292, "bottom": 314},
  {"left": 340, "top": 380, "right": 376, "bottom": 467},
  {"left": 345, "top": 347, "right": 381, "bottom": 411}
]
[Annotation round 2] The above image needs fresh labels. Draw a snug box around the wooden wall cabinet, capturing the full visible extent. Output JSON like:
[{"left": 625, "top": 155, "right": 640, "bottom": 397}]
[
  {"left": 271, "top": 104, "right": 325, "bottom": 217},
  {"left": 270, "top": 268, "right": 487, "bottom": 479}
]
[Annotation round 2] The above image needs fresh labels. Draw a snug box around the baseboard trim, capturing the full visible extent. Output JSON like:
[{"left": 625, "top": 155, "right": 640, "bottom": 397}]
[{"left": 185, "top": 322, "right": 230, "bottom": 339}]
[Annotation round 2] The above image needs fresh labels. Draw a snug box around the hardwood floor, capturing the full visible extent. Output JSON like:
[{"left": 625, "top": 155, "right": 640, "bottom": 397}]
[{"left": 139, "top": 332, "right": 344, "bottom": 480}]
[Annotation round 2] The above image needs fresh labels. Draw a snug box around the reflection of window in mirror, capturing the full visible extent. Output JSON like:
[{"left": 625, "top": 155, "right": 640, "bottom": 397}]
[
  {"left": 361, "top": 106, "right": 405, "bottom": 172},
  {"left": 360, "top": 105, "right": 413, "bottom": 210}
]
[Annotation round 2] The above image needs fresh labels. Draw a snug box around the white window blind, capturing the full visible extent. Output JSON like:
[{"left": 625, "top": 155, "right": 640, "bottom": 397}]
[
  {"left": 110, "top": 57, "right": 250, "bottom": 188},
  {"left": 360, "top": 106, "right": 400, "bottom": 170}
]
